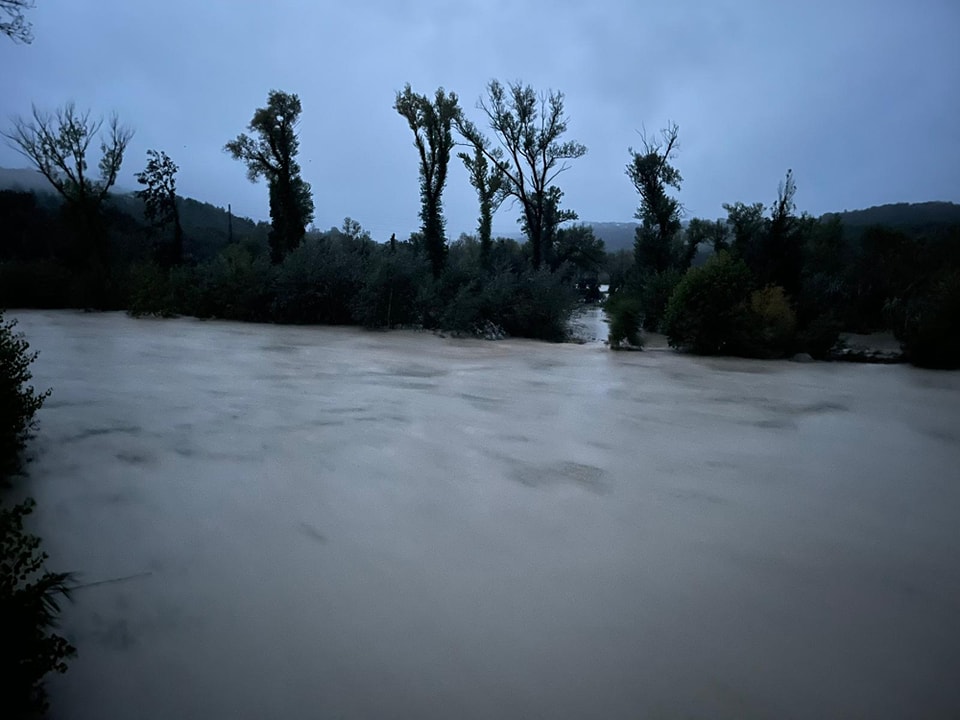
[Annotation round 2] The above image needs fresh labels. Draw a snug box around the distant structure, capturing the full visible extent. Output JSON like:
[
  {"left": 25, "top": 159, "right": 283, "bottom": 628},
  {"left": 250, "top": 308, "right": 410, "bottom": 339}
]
[{"left": 227, "top": 203, "right": 234, "bottom": 244}]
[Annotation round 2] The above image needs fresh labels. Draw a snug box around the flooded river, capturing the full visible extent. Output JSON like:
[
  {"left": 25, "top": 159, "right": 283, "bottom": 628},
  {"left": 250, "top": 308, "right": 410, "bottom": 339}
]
[{"left": 11, "top": 310, "right": 960, "bottom": 719}]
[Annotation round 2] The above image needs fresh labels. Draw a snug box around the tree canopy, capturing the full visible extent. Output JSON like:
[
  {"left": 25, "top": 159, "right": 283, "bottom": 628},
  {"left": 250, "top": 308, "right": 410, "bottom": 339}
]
[
  {"left": 457, "top": 80, "right": 586, "bottom": 270},
  {"left": 135, "top": 149, "right": 184, "bottom": 266},
  {"left": 225, "top": 90, "right": 314, "bottom": 263},
  {"left": 394, "top": 85, "right": 459, "bottom": 278}
]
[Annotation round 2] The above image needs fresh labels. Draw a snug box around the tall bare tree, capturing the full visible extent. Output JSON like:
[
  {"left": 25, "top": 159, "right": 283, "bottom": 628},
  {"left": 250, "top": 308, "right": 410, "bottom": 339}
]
[
  {"left": 457, "top": 80, "right": 586, "bottom": 270},
  {"left": 395, "top": 84, "right": 459, "bottom": 278},
  {"left": 3, "top": 102, "right": 133, "bottom": 274},
  {"left": 4, "top": 102, "right": 133, "bottom": 207},
  {"left": 1, "top": 0, "right": 34, "bottom": 43}
]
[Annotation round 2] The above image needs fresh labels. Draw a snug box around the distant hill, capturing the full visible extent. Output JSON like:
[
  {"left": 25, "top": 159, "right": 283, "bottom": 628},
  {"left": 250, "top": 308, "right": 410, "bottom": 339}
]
[
  {"left": 4, "top": 167, "right": 954, "bottom": 257},
  {"left": 586, "top": 202, "right": 960, "bottom": 254},
  {"left": 0, "top": 167, "right": 53, "bottom": 194},
  {"left": 0, "top": 167, "right": 268, "bottom": 260},
  {"left": 582, "top": 222, "right": 638, "bottom": 254},
  {"left": 823, "top": 202, "right": 960, "bottom": 231}
]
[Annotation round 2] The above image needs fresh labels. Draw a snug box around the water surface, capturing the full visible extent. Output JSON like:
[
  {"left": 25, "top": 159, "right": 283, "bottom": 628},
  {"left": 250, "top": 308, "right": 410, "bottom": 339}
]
[{"left": 12, "top": 310, "right": 960, "bottom": 719}]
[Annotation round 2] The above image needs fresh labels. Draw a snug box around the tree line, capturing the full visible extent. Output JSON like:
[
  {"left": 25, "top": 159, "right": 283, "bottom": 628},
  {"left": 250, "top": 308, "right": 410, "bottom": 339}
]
[
  {"left": 604, "top": 121, "right": 960, "bottom": 368},
  {"left": 0, "top": 82, "right": 604, "bottom": 341},
  {"left": 1, "top": 79, "right": 957, "bottom": 365}
]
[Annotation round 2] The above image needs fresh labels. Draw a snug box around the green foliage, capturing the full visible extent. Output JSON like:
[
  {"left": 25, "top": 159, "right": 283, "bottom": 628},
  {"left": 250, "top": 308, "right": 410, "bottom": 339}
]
[
  {"left": 273, "top": 234, "right": 367, "bottom": 325},
  {"left": 889, "top": 270, "right": 960, "bottom": 369},
  {"left": 0, "top": 314, "right": 50, "bottom": 478},
  {"left": 440, "top": 268, "right": 576, "bottom": 342},
  {"left": 395, "top": 85, "right": 459, "bottom": 278},
  {"left": 225, "top": 90, "right": 314, "bottom": 264},
  {"left": 549, "top": 223, "right": 606, "bottom": 279},
  {"left": 739, "top": 286, "right": 798, "bottom": 358},
  {"left": 354, "top": 246, "right": 427, "bottom": 328},
  {"left": 638, "top": 268, "right": 683, "bottom": 332},
  {"left": 627, "top": 123, "right": 683, "bottom": 275},
  {"left": 0, "top": 311, "right": 74, "bottom": 717},
  {"left": 196, "top": 245, "right": 276, "bottom": 321},
  {"left": 0, "top": 498, "right": 76, "bottom": 718},
  {"left": 663, "top": 251, "right": 754, "bottom": 354},
  {"left": 605, "top": 292, "right": 644, "bottom": 349},
  {"left": 457, "top": 144, "right": 505, "bottom": 269},
  {"left": 135, "top": 149, "right": 184, "bottom": 266},
  {"left": 126, "top": 263, "right": 199, "bottom": 318}
]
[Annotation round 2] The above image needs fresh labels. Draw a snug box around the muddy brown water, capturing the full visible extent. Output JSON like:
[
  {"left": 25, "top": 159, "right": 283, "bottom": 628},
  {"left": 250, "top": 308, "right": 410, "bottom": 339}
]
[{"left": 11, "top": 310, "right": 960, "bottom": 719}]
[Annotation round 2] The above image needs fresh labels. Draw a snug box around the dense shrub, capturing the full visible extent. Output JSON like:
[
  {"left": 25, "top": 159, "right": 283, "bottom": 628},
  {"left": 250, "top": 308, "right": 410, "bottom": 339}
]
[
  {"left": 890, "top": 270, "right": 960, "bottom": 369},
  {"left": 0, "top": 316, "right": 51, "bottom": 478},
  {"left": 1, "top": 499, "right": 76, "bottom": 718},
  {"left": 663, "top": 251, "right": 754, "bottom": 354},
  {"left": 126, "top": 262, "right": 181, "bottom": 317},
  {"left": 439, "top": 269, "right": 575, "bottom": 341},
  {"left": 490, "top": 270, "right": 576, "bottom": 342},
  {"left": 273, "top": 236, "right": 366, "bottom": 324},
  {"left": 737, "top": 286, "right": 798, "bottom": 358},
  {"left": 605, "top": 292, "right": 644, "bottom": 349},
  {"left": 195, "top": 245, "right": 276, "bottom": 321},
  {"left": 638, "top": 268, "right": 682, "bottom": 332},
  {"left": 355, "top": 248, "right": 427, "bottom": 328}
]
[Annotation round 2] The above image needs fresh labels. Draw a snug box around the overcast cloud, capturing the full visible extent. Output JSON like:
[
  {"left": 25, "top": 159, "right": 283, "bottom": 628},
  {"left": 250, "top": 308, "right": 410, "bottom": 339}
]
[{"left": 2, "top": 0, "right": 958, "bottom": 240}]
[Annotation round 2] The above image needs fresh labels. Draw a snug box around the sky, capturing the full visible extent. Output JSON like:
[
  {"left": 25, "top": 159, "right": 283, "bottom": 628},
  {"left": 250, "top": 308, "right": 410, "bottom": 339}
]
[{"left": 1, "top": 0, "right": 958, "bottom": 241}]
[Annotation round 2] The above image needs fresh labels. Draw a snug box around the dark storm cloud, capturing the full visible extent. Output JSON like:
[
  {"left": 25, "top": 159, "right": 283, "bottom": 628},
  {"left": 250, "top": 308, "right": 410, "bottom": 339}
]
[{"left": 2, "top": 0, "right": 957, "bottom": 239}]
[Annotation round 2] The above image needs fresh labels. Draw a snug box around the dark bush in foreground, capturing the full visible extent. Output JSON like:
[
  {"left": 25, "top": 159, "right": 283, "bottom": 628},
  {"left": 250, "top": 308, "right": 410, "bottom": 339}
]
[
  {"left": 1, "top": 499, "right": 76, "bottom": 719},
  {"left": 1, "top": 312, "right": 75, "bottom": 718},
  {"left": 0, "top": 316, "right": 51, "bottom": 478}
]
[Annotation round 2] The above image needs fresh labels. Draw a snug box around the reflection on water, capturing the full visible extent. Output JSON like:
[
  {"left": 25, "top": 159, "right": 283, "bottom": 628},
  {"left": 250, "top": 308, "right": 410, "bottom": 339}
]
[{"left": 12, "top": 310, "right": 960, "bottom": 720}]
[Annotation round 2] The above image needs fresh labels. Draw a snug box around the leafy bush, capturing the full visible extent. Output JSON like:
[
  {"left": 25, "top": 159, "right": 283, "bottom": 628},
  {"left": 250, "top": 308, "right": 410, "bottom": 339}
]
[
  {"left": 605, "top": 292, "right": 644, "bottom": 349},
  {"left": 355, "top": 248, "right": 427, "bottom": 328},
  {"left": 273, "top": 236, "right": 366, "bottom": 324},
  {"left": 1, "top": 499, "right": 76, "bottom": 718},
  {"left": 663, "top": 251, "right": 754, "bottom": 354},
  {"left": 438, "top": 269, "right": 575, "bottom": 341},
  {"left": 196, "top": 245, "right": 276, "bottom": 322},
  {"left": 490, "top": 270, "right": 576, "bottom": 342},
  {"left": 891, "top": 270, "right": 960, "bottom": 369},
  {"left": 638, "top": 268, "right": 682, "bottom": 332},
  {"left": 1, "top": 311, "right": 75, "bottom": 718},
  {"left": 738, "top": 286, "right": 798, "bottom": 358},
  {"left": 0, "top": 315, "right": 51, "bottom": 479}
]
